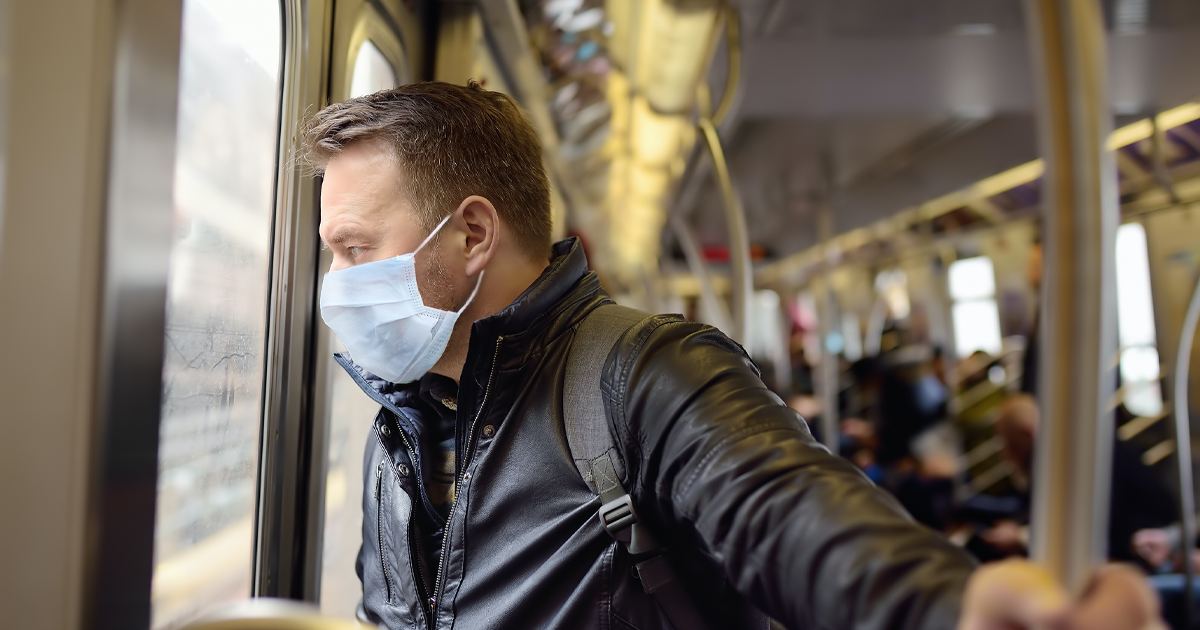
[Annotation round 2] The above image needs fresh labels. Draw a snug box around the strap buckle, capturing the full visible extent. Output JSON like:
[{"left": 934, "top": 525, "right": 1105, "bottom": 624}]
[
  {"left": 599, "top": 493, "right": 637, "bottom": 539},
  {"left": 599, "top": 493, "right": 661, "bottom": 555}
]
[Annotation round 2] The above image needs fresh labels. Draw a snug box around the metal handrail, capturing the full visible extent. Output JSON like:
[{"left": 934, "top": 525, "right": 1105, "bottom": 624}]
[
  {"left": 1117, "top": 408, "right": 1171, "bottom": 442},
  {"left": 1172, "top": 272, "right": 1200, "bottom": 627},
  {"left": 181, "top": 599, "right": 372, "bottom": 630},
  {"left": 697, "top": 117, "right": 753, "bottom": 344},
  {"left": 710, "top": 6, "right": 741, "bottom": 129},
  {"left": 949, "top": 367, "right": 1024, "bottom": 417}
]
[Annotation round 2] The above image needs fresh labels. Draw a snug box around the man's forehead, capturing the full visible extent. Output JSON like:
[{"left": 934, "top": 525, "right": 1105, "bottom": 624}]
[{"left": 322, "top": 146, "right": 406, "bottom": 216}]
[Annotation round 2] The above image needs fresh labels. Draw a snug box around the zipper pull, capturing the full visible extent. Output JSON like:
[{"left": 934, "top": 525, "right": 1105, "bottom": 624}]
[
  {"left": 428, "top": 596, "right": 436, "bottom": 612},
  {"left": 374, "top": 460, "right": 384, "bottom": 500}
]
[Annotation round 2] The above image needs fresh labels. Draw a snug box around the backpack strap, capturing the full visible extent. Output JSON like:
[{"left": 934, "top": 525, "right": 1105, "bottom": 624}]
[{"left": 565, "top": 303, "right": 712, "bottom": 630}]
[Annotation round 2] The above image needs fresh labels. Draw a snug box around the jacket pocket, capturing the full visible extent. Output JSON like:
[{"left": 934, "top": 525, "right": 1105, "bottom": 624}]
[
  {"left": 377, "top": 459, "right": 429, "bottom": 629},
  {"left": 362, "top": 449, "right": 426, "bottom": 629},
  {"left": 374, "top": 460, "right": 395, "bottom": 603}
]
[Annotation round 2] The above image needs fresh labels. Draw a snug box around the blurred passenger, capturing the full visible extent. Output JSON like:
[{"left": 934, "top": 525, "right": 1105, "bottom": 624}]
[
  {"left": 839, "top": 417, "right": 884, "bottom": 484},
  {"left": 976, "top": 394, "right": 1176, "bottom": 564},
  {"left": 877, "top": 345, "right": 946, "bottom": 466},
  {"left": 1133, "top": 524, "right": 1200, "bottom": 630}
]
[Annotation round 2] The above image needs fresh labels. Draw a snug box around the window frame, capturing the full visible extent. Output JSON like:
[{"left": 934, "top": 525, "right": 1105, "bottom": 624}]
[{"left": 255, "top": 0, "right": 423, "bottom": 603}]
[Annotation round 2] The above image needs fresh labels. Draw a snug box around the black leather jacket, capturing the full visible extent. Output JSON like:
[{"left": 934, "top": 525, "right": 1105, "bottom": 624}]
[{"left": 340, "top": 238, "right": 975, "bottom": 630}]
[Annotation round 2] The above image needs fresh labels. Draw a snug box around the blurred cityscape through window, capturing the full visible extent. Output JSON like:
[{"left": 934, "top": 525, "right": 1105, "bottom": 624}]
[{"left": 151, "top": 0, "right": 282, "bottom": 627}]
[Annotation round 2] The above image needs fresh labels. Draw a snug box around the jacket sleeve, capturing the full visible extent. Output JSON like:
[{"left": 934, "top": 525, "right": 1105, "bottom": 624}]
[{"left": 608, "top": 318, "right": 975, "bottom": 630}]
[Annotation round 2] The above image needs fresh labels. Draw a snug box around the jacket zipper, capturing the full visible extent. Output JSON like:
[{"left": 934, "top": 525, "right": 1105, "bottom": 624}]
[
  {"left": 374, "top": 460, "right": 393, "bottom": 603},
  {"left": 409, "top": 517, "right": 435, "bottom": 629},
  {"left": 429, "top": 335, "right": 505, "bottom": 621}
]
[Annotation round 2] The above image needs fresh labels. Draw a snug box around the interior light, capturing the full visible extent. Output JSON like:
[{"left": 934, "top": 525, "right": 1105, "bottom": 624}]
[{"left": 952, "top": 23, "right": 996, "bottom": 36}]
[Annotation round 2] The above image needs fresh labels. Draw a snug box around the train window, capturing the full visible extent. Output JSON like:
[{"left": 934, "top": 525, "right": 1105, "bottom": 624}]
[
  {"left": 150, "top": 0, "right": 282, "bottom": 627},
  {"left": 1114, "top": 222, "right": 1163, "bottom": 417},
  {"left": 350, "top": 40, "right": 397, "bottom": 98},
  {"left": 948, "top": 256, "right": 1003, "bottom": 356}
]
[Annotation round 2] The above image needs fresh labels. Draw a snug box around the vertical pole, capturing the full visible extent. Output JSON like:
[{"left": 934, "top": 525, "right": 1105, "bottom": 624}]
[
  {"left": 699, "top": 118, "right": 753, "bottom": 344},
  {"left": 1022, "top": 0, "right": 1120, "bottom": 590},
  {"left": 817, "top": 198, "right": 840, "bottom": 451},
  {"left": 1173, "top": 277, "right": 1200, "bottom": 628}
]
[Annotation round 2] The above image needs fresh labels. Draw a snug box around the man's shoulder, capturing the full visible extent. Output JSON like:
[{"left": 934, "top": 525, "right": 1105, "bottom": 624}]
[{"left": 601, "top": 313, "right": 753, "bottom": 380}]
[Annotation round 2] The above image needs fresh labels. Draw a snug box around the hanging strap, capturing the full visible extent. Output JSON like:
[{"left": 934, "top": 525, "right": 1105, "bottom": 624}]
[{"left": 565, "top": 304, "right": 711, "bottom": 630}]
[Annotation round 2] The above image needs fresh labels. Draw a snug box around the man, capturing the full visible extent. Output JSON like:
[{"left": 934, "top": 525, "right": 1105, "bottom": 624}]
[{"left": 305, "top": 81, "right": 1158, "bottom": 630}]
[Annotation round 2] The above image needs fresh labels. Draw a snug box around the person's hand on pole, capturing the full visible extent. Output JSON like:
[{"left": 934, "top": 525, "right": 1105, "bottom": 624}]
[{"left": 958, "top": 560, "right": 1165, "bottom": 630}]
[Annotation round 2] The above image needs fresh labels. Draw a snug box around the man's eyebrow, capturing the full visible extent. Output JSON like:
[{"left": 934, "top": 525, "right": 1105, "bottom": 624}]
[{"left": 321, "top": 225, "right": 362, "bottom": 248}]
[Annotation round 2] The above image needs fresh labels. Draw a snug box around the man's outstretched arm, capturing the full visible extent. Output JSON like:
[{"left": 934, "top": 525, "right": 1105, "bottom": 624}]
[
  {"left": 613, "top": 319, "right": 1164, "bottom": 630},
  {"left": 613, "top": 319, "right": 973, "bottom": 629}
]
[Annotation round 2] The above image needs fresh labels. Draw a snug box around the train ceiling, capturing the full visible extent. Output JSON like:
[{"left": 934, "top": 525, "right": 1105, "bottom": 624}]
[
  {"left": 521, "top": 0, "right": 1200, "bottom": 289},
  {"left": 680, "top": 0, "right": 1200, "bottom": 274}
]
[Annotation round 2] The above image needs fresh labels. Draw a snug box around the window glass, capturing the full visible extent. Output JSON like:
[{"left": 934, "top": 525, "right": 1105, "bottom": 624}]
[
  {"left": 351, "top": 40, "right": 398, "bottom": 98},
  {"left": 1115, "top": 222, "right": 1163, "bottom": 417},
  {"left": 319, "top": 38, "right": 399, "bottom": 619},
  {"left": 948, "top": 256, "right": 996, "bottom": 301},
  {"left": 952, "top": 299, "right": 1003, "bottom": 356},
  {"left": 949, "top": 257, "right": 1003, "bottom": 356},
  {"left": 152, "top": 0, "right": 282, "bottom": 628}
]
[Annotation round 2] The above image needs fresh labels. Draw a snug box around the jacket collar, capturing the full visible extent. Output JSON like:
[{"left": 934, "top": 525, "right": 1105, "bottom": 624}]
[{"left": 469, "top": 236, "right": 591, "bottom": 341}]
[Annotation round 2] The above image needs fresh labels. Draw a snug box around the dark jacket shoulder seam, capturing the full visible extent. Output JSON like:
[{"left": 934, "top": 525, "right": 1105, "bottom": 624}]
[
  {"left": 677, "top": 419, "right": 803, "bottom": 518},
  {"left": 607, "top": 316, "right": 689, "bottom": 472}
]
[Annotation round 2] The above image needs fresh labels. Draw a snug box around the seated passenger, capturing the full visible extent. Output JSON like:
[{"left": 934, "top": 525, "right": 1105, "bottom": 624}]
[
  {"left": 304, "top": 81, "right": 1160, "bottom": 630},
  {"left": 976, "top": 394, "right": 1176, "bottom": 564}
]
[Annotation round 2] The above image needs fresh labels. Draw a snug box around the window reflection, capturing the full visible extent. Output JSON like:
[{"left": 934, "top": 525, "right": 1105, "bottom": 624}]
[
  {"left": 152, "top": 0, "right": 282, "bottom": 628},
  {"left": 351, "top": 40, "right": 398, "bottom": 98}
]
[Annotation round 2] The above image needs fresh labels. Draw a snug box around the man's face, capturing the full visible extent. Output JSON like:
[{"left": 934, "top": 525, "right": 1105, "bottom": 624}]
[{"left": 318, "top": 140, "right": 454, "bottom": 308}]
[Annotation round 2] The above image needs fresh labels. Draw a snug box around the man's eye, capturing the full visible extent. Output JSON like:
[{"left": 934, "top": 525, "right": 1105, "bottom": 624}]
[{"left": 348, "top": 246, "right": 365, "bottom": 257}]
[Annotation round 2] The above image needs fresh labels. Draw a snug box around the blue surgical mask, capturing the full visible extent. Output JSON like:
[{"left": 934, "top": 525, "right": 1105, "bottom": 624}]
[{"left": 320, "top": 214, "right": 483, "bottom": 383}]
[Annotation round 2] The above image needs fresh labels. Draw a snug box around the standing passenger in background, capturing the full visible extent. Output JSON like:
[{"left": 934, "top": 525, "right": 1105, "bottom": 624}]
[
  {"left": 1021, "top": 241, "right": 1042, "bottom": 396},
  {"left": 305, "top": 81, "right": 1161, "bottom": 630}
]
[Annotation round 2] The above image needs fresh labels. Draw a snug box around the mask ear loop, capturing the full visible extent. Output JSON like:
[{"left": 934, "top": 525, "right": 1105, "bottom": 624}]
[
  {"left": 457, "top": 269, "right": 484, "bottom": 315},
  {"left": 413, "top": 213, "right": 455, "bottom": 255},
  {"left": 414, "top": 213, "right": 486, "bottom": 316}
]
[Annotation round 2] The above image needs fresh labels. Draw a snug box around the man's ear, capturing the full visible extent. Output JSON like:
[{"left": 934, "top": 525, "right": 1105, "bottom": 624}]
[{"left": 457, "top": 195, "right": 498, "bottom": 276}]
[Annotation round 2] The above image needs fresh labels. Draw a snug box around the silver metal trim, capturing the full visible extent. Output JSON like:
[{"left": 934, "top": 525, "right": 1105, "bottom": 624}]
[
  {"left": 1172, "top": 274, "right": 1200, "bottom": 626},
  {"left": 254, "top": 0, "right": 333, "bottom": 600}
]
